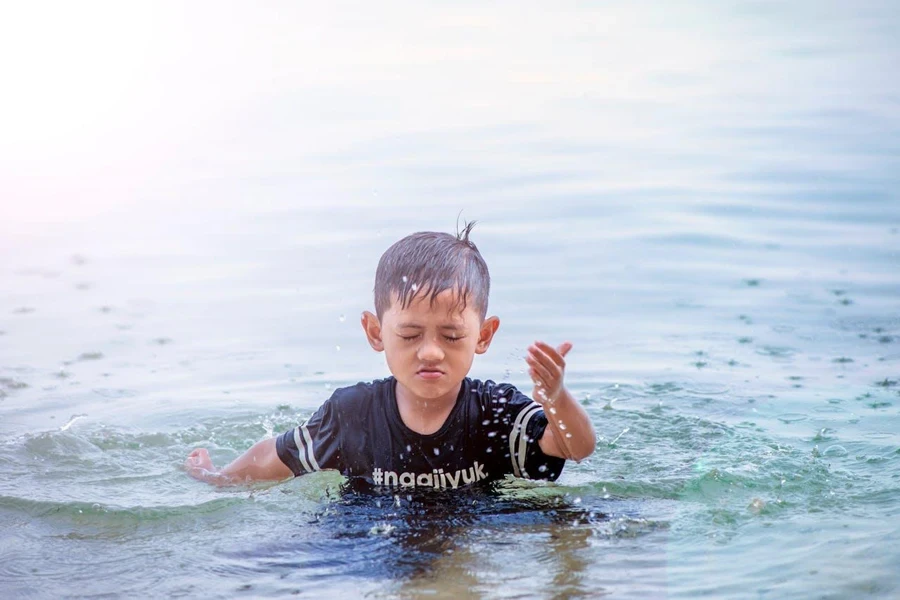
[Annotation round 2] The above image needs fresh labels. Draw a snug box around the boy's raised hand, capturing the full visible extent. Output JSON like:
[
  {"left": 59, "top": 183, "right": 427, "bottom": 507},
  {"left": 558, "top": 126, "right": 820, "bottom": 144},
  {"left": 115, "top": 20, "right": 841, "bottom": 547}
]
[
  {"left": 526, "top": 340, "right": 573, "bottom": 403},
  {"left": 526, "top": 340, "right": 596, "bottom": 462}
]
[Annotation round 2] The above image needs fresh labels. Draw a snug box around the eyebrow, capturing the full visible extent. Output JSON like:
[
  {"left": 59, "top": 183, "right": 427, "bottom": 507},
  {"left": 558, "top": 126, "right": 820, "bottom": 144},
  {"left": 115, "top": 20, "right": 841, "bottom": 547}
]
[{"left": 396, "top": 322, "right": 464, "bottom": 331}]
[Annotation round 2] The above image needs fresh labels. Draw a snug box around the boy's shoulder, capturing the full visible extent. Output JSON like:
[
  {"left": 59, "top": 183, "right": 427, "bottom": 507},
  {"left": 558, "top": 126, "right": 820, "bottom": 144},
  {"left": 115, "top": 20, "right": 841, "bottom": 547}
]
[
  {"left": 467, "top": 378, "right": 533, "bottom": 410},
  {"left": 326, "top": 377, "right": 392, "bottom": 408}
]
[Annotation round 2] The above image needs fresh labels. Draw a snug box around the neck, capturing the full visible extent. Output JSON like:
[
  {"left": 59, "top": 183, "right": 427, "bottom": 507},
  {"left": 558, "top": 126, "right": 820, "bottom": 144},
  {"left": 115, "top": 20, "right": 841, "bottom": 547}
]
[{"left": 394, "top": 380, "right": 462, "bottom": 435}]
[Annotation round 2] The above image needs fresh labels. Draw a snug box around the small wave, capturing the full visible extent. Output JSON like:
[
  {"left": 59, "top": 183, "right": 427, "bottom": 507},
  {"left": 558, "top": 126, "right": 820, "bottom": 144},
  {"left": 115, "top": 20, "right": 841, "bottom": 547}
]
[
  {"left": 756, "top": 345, "right": 797, "bottom": 359},
  {"left": 0, "top": 494, "right": 247, "bottom": 522}
]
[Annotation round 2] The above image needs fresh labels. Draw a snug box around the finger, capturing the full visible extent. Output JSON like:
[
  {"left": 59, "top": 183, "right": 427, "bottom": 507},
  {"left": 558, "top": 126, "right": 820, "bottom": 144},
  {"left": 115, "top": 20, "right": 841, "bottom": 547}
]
[
  {"left": 529, "top": 369, "right": 551, "bottom": 396},
  {"left": 526, "top": 354, "right": 554, "bottom": 386},
  {"left": 557, "top": 342, "right": 573, "bottom": 358},
  {"left": 534, "top": 341, "right": 566, "bottom": 368},
  {"left": 529, "top": 344, "right": 563, "bottom": 374}
]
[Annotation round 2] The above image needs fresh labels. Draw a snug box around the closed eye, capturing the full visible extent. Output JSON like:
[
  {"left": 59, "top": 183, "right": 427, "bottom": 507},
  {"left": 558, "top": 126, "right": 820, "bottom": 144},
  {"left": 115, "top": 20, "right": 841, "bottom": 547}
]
[{"left": 398, "top": 334, "right": 464, "bottom": 343}]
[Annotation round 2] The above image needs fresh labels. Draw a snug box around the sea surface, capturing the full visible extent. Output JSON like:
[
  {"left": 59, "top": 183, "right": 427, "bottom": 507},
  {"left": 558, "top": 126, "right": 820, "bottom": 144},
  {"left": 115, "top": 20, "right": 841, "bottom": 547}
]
[{"left": 1, "top": 1, "right": 899, "bottom": 598}]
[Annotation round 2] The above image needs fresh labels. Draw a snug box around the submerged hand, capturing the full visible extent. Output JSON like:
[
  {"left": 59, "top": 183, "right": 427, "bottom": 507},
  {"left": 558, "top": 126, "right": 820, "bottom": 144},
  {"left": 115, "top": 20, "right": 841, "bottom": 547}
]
[
  {"left": 184, "top": 448, "right": 217, "bottom": 480},
  {"left": 526, "top": 341, "right": 572, "bottom": 403}
]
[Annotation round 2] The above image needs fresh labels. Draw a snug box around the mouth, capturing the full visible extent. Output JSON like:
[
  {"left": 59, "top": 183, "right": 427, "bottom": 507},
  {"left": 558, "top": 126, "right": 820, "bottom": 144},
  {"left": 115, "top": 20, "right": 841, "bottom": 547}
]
[{"left": 416, "top": 368, "right": 445, "bottom": 380}]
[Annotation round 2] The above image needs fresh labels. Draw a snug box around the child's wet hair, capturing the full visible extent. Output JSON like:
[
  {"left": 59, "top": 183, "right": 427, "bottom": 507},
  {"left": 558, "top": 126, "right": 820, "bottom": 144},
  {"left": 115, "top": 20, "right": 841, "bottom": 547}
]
[{"left": 374, "top": 221, "right": 490, "bottom": 319}]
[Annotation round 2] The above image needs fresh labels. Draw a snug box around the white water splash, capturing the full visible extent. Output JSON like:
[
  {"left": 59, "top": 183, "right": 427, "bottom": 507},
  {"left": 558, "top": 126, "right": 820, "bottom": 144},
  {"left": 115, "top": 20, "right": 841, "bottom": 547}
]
[
  {"left": 60, "top": 414, "right": 88, "bottom": 431},
  {"left": 609, "top": 427, "right": 630, "bottom": 446}
]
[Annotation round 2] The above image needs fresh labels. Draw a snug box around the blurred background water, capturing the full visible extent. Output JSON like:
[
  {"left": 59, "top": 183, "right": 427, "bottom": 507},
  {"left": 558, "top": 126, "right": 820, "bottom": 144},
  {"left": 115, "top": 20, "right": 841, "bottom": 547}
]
[{"left": 1, "top": 1, "right": 899, "bottom": 598}]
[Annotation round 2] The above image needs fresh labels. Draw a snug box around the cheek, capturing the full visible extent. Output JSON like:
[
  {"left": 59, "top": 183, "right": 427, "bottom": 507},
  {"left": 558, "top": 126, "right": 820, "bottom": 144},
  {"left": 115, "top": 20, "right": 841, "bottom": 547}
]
[
  {"left": 384, "top": 340, "right": 409, "bottom": 358},
  {"left": 449, "top": 341, "right": 478, "bottom": 364}
]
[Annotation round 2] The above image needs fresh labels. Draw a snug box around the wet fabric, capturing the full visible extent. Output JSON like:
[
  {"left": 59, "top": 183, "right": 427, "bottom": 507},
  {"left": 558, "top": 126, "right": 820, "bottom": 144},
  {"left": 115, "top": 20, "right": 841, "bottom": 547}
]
[{"left": 276, "top": 377, "right": 565, "bottom": 489}]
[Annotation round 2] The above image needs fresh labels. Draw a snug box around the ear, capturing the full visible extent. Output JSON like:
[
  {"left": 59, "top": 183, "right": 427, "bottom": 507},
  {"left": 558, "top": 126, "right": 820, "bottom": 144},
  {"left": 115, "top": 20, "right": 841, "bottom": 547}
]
[
  {"left": 361, "top": 311, "right": 384, "bottom": 352},
  {"left": 475, "top": 316, "right": 500, "bottom": 354}
]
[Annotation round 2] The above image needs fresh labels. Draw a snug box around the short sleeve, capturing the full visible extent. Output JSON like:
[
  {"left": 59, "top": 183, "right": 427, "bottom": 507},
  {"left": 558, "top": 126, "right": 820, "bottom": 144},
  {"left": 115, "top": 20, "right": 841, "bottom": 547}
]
[
  {"left": 276, "top": 398, "right": 343, "bottom": 477},
  {"left": 490, "top": 382, "right": 566, "bottom": 481}
]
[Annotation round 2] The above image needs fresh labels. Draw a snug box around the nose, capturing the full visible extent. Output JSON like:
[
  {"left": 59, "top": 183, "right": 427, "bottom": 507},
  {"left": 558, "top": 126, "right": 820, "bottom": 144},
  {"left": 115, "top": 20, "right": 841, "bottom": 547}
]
[{"left": 417, "top": 336, "right": 445, "bottom": 362}]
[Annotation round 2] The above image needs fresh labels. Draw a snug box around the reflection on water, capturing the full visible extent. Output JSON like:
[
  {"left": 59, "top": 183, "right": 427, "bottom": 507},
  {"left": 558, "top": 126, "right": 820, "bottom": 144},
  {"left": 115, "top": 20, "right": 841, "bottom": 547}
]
[
  {"left": 1, "top": 0, "right": 900, "bottom": 598},
  {"left": 222, "top": 490, "right": 651, "bottom": 598}
]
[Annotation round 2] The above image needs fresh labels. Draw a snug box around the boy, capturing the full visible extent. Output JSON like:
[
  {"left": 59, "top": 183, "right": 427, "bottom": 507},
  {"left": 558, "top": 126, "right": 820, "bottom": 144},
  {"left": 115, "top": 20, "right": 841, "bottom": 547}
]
[{"left": 185, "top": 224, "right": 596, "bottom": 489}]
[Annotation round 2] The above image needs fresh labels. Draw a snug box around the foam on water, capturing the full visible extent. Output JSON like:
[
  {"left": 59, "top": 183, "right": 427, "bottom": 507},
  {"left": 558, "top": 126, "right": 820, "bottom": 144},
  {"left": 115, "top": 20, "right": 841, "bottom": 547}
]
[{"left": 1, "top": 379, "right": 897, "bottom": 597}]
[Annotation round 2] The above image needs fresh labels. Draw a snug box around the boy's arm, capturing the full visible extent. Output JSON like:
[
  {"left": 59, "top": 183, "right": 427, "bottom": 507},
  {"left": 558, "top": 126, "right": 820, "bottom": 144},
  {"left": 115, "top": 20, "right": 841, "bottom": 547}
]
[
  {"left": 184, "top": 437, "right": 293, "bottom": 486},
  {"left": 526, "top": 341, "right": 596, "bottom": 461}
]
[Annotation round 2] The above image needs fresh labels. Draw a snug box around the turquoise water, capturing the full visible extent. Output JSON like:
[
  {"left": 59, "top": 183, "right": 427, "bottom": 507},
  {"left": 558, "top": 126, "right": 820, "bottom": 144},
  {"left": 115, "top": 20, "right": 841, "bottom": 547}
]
[{"left": 1, "top": 1, "right": 899, "bottom": 598}]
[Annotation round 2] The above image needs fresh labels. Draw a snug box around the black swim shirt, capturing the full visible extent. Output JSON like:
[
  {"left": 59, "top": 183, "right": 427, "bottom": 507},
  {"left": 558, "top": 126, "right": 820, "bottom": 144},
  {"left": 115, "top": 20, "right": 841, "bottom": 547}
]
[{"left": 275, "top": 377, "right": 565, "bottom": 490}]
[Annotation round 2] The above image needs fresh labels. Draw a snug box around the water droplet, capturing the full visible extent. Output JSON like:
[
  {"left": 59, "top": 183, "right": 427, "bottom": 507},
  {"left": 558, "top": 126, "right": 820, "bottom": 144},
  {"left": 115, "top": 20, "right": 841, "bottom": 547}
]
[
  {"left": 566, "top": 433, "right": 572, "bottom": 438},
  {"left": 538, "top": 464, "right": 548, "bottom": 472},
  {"left": 406, "top": 445, "right": 412, "bottom": 452},
  {"left": 609, "top": 427, "right": 629, "bottom": 445},
  {"left": 487, "top": 431, "right": 497, "bottom": 438},
  {"left": 338, "top": 314, "right": 346, "bottom": 323},
  {"left": 402, "top": 276, "right": 408, "bottom": 283},
  {"left": 573, "top": 497, "right": 582, "bottom": 504},
  {"left": 411, "top": 283, "right": 418, "bottom": 292},
  {"left": 549, "top": 407, "right": 557, "bottom": 414},
  {"left": 558, "top": 422, "right": 567, "bottom": 430},
  {"left": 433, "top": 447, "right": 440, "bottom": 456},
  {"left": 482, "top": 419, "right": 491, "bottom": 425}
]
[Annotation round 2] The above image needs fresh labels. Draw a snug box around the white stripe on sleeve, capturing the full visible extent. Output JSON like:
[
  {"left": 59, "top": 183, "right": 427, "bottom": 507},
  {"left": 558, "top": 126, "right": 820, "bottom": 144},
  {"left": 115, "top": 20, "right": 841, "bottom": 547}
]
[
  {"left": 293, "top": 427, "right": 313, "bottom": 473},
  {"left": 301, "top": 425, "right": 320, "bottom": 471},
  {"left": 517, "top": 406, "right": 540, "bottom": 478},
  {"left": 508, "top": 402, "right": 540, "bottom": 478}
]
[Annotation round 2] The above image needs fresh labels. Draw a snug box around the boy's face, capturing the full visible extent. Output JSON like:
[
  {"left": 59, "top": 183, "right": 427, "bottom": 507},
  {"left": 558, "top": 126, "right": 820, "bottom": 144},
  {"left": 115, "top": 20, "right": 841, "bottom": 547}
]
[{"left": 361, "top": 290, "right": 499, "bottom": 404}]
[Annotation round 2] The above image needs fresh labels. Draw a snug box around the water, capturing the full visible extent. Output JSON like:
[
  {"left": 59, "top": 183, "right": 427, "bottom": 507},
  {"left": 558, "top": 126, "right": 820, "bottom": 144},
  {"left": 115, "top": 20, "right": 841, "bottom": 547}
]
[{"left": 1, "top": 1, "right": 899, "bottom": 597}]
